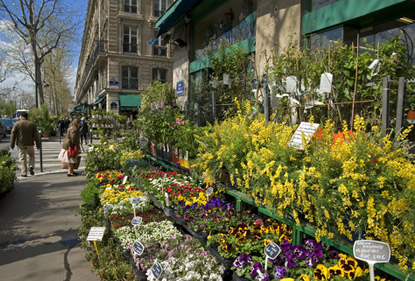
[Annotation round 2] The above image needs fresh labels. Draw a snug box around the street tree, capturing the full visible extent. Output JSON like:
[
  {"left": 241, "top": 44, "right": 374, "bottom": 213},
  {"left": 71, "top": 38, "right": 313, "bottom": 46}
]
[
  {"left": 0, "top": 0, "right": 80, "bottom": 108},
  {"left": 43, "top": 47, "right": 73, "bottom": 116}
]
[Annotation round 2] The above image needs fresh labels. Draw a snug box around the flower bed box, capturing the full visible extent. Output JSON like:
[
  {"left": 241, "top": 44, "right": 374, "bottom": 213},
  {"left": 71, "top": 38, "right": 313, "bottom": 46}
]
[
  {"left": 207, "top": 244, "right": 234, "bottom": 269},
  {"left": 170, "top": 213, "right": 186, "bottom": 226},
  {"left": 183, "top": 225, "right": 208, "bottom": 243}
]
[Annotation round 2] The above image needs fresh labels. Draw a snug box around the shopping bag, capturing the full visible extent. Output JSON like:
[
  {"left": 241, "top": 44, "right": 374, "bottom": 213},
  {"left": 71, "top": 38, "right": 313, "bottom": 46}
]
[{"left": 67, "top": 145, "right": 81, "bottom": 157}]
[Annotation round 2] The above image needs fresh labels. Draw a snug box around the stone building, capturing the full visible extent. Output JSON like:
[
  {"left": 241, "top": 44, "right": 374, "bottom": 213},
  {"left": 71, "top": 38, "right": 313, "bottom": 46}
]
[{"left": 74, "top": 0, "right": 173, "bottom": 114}]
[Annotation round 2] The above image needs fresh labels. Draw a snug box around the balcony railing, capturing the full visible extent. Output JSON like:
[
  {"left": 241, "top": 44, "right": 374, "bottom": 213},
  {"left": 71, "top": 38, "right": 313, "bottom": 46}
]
[{"left": 78, "top": 40, "right": 106, "bottom": 97}]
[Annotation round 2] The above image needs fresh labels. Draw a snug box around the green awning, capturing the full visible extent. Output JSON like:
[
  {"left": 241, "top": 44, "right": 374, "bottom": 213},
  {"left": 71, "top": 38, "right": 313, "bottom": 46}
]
[
  {"left": 91, "top": 95, "right": 106, "bottom": 106},
  {"left": 120, "top": 94, "right": 141, "bottom": 111},
  {"left": 150, "top": 0, "right": 202, "bottom": 43}
]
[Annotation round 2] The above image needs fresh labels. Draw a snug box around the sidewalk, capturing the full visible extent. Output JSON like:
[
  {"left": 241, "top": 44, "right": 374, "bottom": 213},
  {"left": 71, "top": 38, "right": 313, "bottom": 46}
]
[{"left": 0, "top": 136, "right": 98, "bottom": 281}]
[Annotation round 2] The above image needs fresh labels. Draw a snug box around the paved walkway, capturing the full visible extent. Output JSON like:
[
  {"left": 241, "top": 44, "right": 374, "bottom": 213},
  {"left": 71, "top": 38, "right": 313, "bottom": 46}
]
[{"left": 0, "top": 136, "right": 98, "bottom": 281}]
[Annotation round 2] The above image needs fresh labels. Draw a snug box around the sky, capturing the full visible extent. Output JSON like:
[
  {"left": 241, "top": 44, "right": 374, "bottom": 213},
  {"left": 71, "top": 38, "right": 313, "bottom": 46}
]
[{"left": 0, "top": 0, "right": 89, "bottom": 97}]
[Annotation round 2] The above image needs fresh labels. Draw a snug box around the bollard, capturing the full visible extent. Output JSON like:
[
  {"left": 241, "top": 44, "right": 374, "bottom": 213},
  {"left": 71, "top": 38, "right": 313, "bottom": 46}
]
[{"left": 39, "top": 130, "right": 43, "bottom": 172}]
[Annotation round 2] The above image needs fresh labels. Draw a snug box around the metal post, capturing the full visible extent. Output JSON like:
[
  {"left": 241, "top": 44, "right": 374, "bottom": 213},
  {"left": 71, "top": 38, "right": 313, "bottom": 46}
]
[
  {"left": 39, "top": 131, "right": 43, "bottom": 172},
  {"left": 381, "top": 76, "right": 391, "bottom": 137},
  {"left": 211, "top": 90, "right": 216, "bottom": 125},
  {"left": 395, "top": 77, "right": 406, "bottom": 135},
  {"left": 263, "top": 74, "right": 269, "bottom": 123}
]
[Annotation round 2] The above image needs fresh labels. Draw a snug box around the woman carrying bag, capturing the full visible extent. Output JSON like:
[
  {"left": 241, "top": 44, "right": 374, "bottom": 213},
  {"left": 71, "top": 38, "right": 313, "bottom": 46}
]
[{"left": 59, "top": 118, "right": 81, "bottom": 176}]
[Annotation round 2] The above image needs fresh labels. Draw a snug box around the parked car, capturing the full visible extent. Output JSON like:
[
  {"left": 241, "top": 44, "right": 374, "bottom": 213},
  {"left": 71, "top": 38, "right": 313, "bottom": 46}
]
[
  {"left": 0, "top": 118, "right": 19, "bottom": 134},
  {"left": 0, "top": 121, "right": 6, "bottom": 139}
]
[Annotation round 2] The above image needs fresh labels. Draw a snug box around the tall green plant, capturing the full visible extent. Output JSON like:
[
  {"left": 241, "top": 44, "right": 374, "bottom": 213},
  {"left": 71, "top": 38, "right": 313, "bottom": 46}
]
[{"left": 267, "top": 36, "right": 414, "bottom": 130}]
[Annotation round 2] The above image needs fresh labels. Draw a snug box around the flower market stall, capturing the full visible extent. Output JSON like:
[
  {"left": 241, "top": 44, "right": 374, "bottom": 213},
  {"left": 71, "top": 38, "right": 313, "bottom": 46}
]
[{"left": 77, "top": 38, "right": 415, "bottom": 281}]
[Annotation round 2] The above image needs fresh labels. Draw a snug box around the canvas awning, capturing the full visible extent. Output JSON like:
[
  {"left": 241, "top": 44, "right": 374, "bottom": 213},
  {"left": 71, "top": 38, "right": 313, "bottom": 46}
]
[
  {"left": 150, "top": 0, "right": 202, "bottom": 44},
  {"left": 91, "top": 95, "right": 106, "bottom": 106},
  {"left": 119, "top": 94, "right": 141, "bottom": 111}
]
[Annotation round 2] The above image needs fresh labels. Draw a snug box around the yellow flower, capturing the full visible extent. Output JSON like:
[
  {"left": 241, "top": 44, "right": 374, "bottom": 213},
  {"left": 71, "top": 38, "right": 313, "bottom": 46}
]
[{"left": 314, "top": 264, "right": 330, "bottom": 280}]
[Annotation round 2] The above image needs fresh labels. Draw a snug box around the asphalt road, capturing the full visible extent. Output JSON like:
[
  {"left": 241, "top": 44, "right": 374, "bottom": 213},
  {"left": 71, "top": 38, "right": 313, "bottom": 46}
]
[{"left": 0, "top": 134, "right": 98, "bottom": 281}]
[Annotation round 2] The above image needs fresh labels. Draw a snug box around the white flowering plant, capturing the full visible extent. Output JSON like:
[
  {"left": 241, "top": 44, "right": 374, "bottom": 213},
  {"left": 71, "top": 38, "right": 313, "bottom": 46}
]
[{"left": 141, "top": 235, "right": 225, "bottom": 281}]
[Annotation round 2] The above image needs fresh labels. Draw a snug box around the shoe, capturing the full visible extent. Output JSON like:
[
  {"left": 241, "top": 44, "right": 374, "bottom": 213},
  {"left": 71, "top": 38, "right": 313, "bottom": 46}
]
[
  {"left": 72, "top": 172, "right": 79, "bottom": 176},
  {"left": 29, "top": 167, "right": 35, "bottom": 175},
  {"left": 67, "top": 174, "right": 74, "bottom": 177},
  {"left": 21, "top": 175, "right": 27, "bottom": 177}
]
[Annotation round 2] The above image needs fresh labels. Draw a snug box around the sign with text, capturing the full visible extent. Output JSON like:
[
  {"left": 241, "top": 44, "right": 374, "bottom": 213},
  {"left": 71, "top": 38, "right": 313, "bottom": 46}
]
[
  {"left": 86, "top": 227, "right": 106, "bottom": 241},
  {"left": 133, "top": 241, "right": 144, "bottom": 256},
  {"left": 131, "top": 197, "right": 141, "bottom": 205},
  {"left": 176, "top": 81, "right": 184, "bottom": 96},
  {"left": 132, "top": 216, "right": 142, "bottom": 226},
  {"left": 151, "top": 261, "right": 163, "bottom": 279},
  {"left": 353, "top": 240, "right": 391, "bottom": 264},
  {"left": 264, "top": 242, "right": 281, "bottom": 259},
  {"left": 289, "top": 122, "right": 320, "bottom": 149}
]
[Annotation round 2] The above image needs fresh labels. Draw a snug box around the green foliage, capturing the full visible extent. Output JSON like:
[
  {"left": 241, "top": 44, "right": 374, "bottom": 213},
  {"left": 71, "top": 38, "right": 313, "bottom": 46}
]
[
  {"left": 29, "top": 105, "right": 54, "bottom": 135},
  {"left": 188, "top": 39, "right": 255, "bottom": 123},
  {"left": 137, "top": 105, "right": 180, "bottom": 144},
  {"left": 142, "top": 80, "right": 176, "bottom": 108},
  {"left": 0, "top": 148, "right": 16, "bottom": 196},
  {"left": 268, "top": 36, "right": 415, "bottom": 129},
  {"left": 81, "top": 182, "right": 100, "bottom": 208}
]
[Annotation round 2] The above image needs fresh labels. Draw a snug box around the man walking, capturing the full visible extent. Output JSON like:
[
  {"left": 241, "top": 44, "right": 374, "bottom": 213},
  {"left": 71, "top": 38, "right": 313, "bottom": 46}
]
[
  {"left": 10, "top": 111, "right": 41, "bottom": 177},
  {"left": 80, "top": 117, "right": 89, "bottom": 146}
]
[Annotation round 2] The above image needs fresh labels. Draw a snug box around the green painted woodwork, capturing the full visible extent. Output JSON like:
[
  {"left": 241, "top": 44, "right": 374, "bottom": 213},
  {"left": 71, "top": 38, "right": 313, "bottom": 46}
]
[
  {"left": 302, "top": 0, "right": 409, "bottom": 34},
  {"left": 189, "top": 36, "right": 256, "bottom": 73}
]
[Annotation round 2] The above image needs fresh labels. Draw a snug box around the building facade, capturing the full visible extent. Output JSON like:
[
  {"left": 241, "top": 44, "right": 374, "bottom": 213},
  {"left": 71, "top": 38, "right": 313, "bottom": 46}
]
[
  {"left": 155, "top": 0, "right": 415, "bottom": 111},
  {"left": 74, "top": 0, "right": 174, "bottom": 114}
]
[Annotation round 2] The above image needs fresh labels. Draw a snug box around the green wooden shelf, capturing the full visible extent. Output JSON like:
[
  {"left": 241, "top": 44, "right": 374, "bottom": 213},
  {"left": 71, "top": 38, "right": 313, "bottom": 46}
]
[{"left": 138, "top": 159, "right": 415, "bottom": 281}]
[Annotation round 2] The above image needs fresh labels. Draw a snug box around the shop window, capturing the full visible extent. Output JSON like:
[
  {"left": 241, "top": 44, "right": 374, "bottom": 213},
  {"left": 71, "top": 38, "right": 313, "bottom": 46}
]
[
  {"left": 309, "top": 0, "right": 339, "bottom": 12},
  {"left": 124, "top": 0, "right": 137, "bottom": 13},
  {"left": 152, "top": 68, "right": 167, "bottom": 83},
  {"left": 111, "top": 102, "right": 118, "bottom": 111},
  {"left": 153, "top": 31, "right": 167, "bottom": 57},
  {"left": 122, "top": 66, "right": 139, "bottom": 89},
  {"left": 192, "top": 0, "right": 256, "bottom": 61},
  {"left": 154, "top": 0, "right": 167, "bottom": 17},
  {"left": 123, "top": 26, "right": 138, "bottom": 53},
  {"left": 309, "top": 26, "right": 343, "bottom": 50}
]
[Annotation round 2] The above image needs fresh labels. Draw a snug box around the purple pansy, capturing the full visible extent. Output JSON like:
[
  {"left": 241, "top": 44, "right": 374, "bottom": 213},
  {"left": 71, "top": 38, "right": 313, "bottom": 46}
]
[
  {"left": 291, "top": 245, "right": 308, "bottom": 259},
  {"left": 250, "top": 262, "right": 263, "bottom": 276},
  {"left": 280, "top": 240, "right": 291, "bottom": 252},
  {"left": 274, "top": 266, "right": 287, "bottom": 279}
]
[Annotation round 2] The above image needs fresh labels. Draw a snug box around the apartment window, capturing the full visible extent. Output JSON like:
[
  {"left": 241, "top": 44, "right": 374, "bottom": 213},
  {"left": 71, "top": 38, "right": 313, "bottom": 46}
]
[
  {"left": 123, "top": 26, "right": 138, "bottom": 53},
  {"left": 153, "top": 31, "right": 167, "bottom": 57},
  {"left": 124, "top": 0, "right": 137, "bottom": 13},
  {"left": 152, "top": 68, "right": 167, "bottom": 83},
  {"left": 154, "top": 0, "right": 167, "bottom": 17},
  {"left": 122, "top": 66, "right": 139, "bottom": 89}
]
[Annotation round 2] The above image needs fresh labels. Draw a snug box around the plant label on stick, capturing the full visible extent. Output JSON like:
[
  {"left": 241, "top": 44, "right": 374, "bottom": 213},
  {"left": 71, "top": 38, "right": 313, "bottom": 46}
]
[
  {"left": 132, "top": 216, "right": 142, "bottom": 226},
  {"left": 206, "top": 186, "right": 214, "bottom": 200},
  {"left": 131, "top": 197, "right": 141, "bottom": 205},
  {"left": 264, "top": 242, "right": 281, "bottom": 270},
  {"left": 133, "top": 241, "right": 144, "bottom": 256},
  {"left": 353, "top": 240, "right": 390, "bottom": 281},
  {"left": 122, "top": 176, "right": 128, "bottom": 184},
  {"left": 86, "top": 227, "right": 106, "bottom": 241},
  {"left": 288, "top": 122, "right": 319, "bottom": 150},
  {"left": 151, "top": 260, "right": 163, "bottom": 279}
]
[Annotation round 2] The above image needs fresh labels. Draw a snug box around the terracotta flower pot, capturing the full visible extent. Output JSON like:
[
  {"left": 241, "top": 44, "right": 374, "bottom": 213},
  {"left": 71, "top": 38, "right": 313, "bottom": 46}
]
[{"left": 407, "top": 109, "right": 415, "bottom": 120}]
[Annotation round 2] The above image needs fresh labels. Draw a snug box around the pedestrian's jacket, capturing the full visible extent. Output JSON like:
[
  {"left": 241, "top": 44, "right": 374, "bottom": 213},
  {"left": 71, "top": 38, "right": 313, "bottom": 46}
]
[
  {"left": 80, "top": 121, "right": 88, "bottom": 135},
  {"left": 10, "top": 119, "right": 41, "bottom": 149},
  {"left": 67, "top": 125, "right": 80, "bottom": 147}
]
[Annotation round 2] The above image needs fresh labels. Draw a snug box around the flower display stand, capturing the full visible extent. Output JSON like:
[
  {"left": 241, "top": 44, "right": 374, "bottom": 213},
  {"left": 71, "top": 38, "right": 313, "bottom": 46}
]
[
  {"left": 137, "top": 156, "right": 415, "bottom": 281},
  {"left": 232, "top": 272, "right": 250, "bottom": 281}
]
